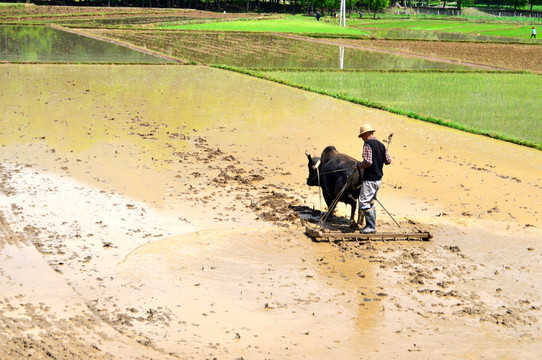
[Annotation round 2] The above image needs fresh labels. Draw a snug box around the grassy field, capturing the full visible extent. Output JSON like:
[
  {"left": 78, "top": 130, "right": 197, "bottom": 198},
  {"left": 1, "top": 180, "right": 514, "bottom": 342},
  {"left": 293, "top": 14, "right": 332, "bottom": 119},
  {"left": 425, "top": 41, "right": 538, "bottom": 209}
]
[
  {"left": 159, "top": 16, "right": 371, "bottom": 35},
  {"left": 160, "top": 14, "right": 541, "bottom": 39},
  {"left": 255, "top": 70, "right": 542, "bottom": 148},
  {"left": 349, "top": 18, "right": 539, "bottom": 38},
  {"left": 0, "top": 2, "right": 26, "bottom": 6}
]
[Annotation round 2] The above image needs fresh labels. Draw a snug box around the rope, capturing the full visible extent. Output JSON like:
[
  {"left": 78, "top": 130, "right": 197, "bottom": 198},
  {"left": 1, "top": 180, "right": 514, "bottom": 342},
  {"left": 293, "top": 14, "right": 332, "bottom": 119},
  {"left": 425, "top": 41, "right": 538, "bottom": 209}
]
[
  {"left": 306, "top": 166, "right": 355, "bottom": 186},
  {"left": 375, "top": 198, "right": 402, "bottom": 229},
  {"left": 317, "top": 177, "right": 350, "bottom": 227},
  {"left": 310, "top": 164, "right": 358, "bottom": 229},
  {"left": 317, "top": 166, "right": 322, "bottom": 217}
]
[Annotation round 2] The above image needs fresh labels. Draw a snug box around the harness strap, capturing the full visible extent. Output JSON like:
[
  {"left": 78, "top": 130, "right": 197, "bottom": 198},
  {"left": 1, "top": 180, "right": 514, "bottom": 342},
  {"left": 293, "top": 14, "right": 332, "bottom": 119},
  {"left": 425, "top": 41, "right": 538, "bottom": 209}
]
[{"left": 307, "top": 166, "right": 356, "bottom": 185}]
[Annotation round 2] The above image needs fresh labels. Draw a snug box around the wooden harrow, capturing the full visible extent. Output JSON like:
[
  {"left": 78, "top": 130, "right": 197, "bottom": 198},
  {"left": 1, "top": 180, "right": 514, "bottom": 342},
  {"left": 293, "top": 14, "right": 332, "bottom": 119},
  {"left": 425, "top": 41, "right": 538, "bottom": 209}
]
[{"left": 305, "top": 225, "right": 432, "bottom": 243}]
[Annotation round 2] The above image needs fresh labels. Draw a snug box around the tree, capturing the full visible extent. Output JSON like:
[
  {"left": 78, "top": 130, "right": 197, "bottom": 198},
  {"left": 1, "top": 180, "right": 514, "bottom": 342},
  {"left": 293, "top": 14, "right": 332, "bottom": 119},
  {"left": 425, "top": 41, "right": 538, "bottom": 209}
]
[
  {"left": 312, "top": 0, "right": 340, "bottom": 16},
  {"left": 368, "top": 0, "right": 389, "bottom": 18},
  {"left": 529, "top": 0, "right": 542, "bottom": 11},
  {"left": 512, "top": 0, "right": 529, "bottom": 10}
]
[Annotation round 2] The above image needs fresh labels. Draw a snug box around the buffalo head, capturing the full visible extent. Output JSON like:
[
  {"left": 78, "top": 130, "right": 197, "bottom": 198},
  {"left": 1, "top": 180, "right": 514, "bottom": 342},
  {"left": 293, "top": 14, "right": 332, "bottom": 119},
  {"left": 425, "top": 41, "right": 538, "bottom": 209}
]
[{"left": 305, "top": 151, "right": 320, "bottom": 187}]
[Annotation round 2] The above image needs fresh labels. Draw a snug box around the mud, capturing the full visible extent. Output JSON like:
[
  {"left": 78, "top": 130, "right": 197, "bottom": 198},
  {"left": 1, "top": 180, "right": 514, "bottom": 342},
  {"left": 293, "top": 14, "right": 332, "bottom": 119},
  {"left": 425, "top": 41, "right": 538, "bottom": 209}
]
[
  {"left": 85, "top": 30, "right": 472, "bottom": 70},
  {"left": 1, "top": 64, "right": 541, "bottom": 359}
]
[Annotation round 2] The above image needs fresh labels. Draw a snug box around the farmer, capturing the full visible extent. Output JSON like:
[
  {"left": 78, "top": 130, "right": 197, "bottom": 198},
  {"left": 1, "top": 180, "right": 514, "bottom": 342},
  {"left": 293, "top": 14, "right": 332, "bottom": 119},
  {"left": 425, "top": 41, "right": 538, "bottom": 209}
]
[
  {"left": 531, "top": 26, "right": 537, "bottom": 39},
  {"left": 356, "top": 124, "right": 392, "bottom": 233}
]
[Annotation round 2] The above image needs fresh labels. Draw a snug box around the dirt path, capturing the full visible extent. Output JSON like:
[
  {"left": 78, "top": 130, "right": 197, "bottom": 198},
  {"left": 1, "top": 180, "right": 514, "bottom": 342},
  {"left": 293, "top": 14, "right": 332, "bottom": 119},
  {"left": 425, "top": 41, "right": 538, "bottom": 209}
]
[{"left": 1, "top": 64, "right": 541, "bottom": 359}]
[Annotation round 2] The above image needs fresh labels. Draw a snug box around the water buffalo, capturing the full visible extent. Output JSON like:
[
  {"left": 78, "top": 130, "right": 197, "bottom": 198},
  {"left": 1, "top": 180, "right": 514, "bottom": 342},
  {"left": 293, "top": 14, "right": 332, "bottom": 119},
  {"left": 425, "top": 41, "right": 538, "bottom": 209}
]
[{"left": 306, "top": 146, "right": 363, "bottom": 226}]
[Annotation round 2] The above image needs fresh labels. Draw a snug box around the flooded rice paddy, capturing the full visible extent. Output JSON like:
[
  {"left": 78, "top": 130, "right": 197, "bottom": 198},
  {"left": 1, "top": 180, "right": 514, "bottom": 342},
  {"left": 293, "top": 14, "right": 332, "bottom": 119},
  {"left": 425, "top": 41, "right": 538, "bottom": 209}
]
[
  {"left": 2, "top": 25, "right": 484, "bottom": 69},
  {"left": 366, "top": 28, "right": 542, "bottom": 43},
  {"left": 88, "top": 30, "right": 472, "bottom": 69},
  {"left": 0, "top": 25, "right": 172, "bottom": 63},
  {"left": 1, "top": 64, "right": 541, "bottom": 359}
]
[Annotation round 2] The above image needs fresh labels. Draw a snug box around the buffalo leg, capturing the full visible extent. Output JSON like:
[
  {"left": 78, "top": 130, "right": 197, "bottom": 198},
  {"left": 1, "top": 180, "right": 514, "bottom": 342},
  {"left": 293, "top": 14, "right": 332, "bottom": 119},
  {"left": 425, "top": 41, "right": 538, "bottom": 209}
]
[
  {"left": 347, "top": 194, "right": 358, "bottom": 228},
  {"left": 322, "top": 193, "right": 334, "bottom": 221},
  {"left": 349, "top": 203, "right": 358, "bottom": 228}
]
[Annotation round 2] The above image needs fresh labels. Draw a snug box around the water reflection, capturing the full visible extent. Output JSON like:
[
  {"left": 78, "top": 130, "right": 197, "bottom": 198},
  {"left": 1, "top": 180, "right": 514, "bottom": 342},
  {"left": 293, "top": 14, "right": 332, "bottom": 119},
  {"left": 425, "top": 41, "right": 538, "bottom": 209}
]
[
  {"left": 0, "top": 25, "right": 172, "bottom": 63},
  {"left": 117, "top": 32, "right": 470, "bottom": 70},
  {"left": 339, "top": 45, "right": 344, "bottom": 70}
]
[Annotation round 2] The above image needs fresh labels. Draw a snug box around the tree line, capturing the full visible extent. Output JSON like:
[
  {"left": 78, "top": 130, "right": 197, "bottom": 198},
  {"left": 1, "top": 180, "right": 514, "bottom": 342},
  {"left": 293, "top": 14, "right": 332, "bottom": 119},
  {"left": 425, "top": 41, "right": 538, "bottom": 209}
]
[
  {"left": 474, "top": 0, "right": 542, "bottom": 11},
  {"left": 31, "top": 0, "right": 390, "bottom": 14},
  {"left": 24, "top": 0, "right": 542, "bottom": 14}
]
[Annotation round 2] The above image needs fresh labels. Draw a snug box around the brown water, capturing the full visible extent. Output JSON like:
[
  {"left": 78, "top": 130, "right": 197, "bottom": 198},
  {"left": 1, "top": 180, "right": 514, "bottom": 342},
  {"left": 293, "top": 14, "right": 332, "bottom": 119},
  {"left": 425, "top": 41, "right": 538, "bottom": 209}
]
[
  {"left": 91, "top": 30, "right": 472, "bottom": 70},
  {"left": 0, "top": 64, "right": 541, "bottom": 359},
  {"left": 0, "top": 25, "right": 171, "bottom": 63}
]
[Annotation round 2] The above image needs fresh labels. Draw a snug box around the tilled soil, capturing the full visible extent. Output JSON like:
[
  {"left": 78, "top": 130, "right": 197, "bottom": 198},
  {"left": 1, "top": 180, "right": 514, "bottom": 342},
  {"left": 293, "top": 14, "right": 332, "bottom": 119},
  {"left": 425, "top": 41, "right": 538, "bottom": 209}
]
[{"left": 1, "top": 64, "right": 541, "bottom": 359}]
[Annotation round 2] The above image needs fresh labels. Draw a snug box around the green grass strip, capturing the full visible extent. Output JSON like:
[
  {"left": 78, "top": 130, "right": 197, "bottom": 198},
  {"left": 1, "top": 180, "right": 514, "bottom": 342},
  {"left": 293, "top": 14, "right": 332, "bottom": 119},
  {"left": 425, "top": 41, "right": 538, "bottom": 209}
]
[{"left": 212, "top": 64, "right": 541, "bottom": 151}]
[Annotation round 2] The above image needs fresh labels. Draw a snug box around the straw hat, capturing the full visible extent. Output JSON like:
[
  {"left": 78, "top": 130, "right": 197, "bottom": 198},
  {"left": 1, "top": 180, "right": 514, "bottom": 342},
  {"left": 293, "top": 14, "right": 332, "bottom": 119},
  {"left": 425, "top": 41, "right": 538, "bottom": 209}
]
[{"left": 358, "top": 124, "right": 375, "bottom": 137}]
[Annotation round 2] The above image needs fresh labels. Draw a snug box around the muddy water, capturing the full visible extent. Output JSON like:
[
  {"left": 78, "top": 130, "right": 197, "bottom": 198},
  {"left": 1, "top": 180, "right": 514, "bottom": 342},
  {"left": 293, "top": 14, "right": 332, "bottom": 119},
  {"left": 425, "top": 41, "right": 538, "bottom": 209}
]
[
  {"left": 117, "top": 229, "right": 380, "bottom": 358},
  {"left": 4, "top": 64, "right": 539, "bottom": 225},
  {"left": 92, "top": 30, "right": 470, "bottom": 69},
  {"left": 0, "top": 26, "right": 171, "bottom": 63},
  {"left": 1, "top": 64, "right": 542, "bottom": 358}
]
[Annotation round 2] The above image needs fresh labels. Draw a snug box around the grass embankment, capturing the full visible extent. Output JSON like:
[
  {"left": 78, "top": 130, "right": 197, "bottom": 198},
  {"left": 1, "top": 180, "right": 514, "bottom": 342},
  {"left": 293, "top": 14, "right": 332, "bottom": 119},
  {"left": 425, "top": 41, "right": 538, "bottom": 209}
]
[{"left": 246, "top": 69, "right": 542, "bottom": 149}]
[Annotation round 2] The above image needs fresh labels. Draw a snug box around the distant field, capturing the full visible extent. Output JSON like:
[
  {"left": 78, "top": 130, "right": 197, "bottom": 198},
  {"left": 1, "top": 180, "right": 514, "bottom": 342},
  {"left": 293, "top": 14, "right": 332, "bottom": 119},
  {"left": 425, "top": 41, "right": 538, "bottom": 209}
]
[
  {"left": 159, "top": 16, "right": 370, "bottom": 35},
  {"left": 258, "top": 70, "right": 542, "bottom": 148},
  {"left": 159, "top": 15, "right": 542, "bottom": 39},
  {"left": 480, "top": 26, "right": 539, "bottom": 37},
  {"left": 349, "top": 19, "right": 538, "bottom": 38},
  {"left": 0, "top": 5, "right": 258, "bottom": 26}
]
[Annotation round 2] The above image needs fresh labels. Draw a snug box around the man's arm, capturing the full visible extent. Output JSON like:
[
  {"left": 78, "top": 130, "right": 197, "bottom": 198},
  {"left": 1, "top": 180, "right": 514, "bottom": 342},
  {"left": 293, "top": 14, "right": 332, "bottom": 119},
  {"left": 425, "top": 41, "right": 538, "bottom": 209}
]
[
  {"left": 357, "top": 143, "right": 373, "bottom": 169},
  {"left": 385, "top": 150, "right": 392, "bottom": 165}
]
